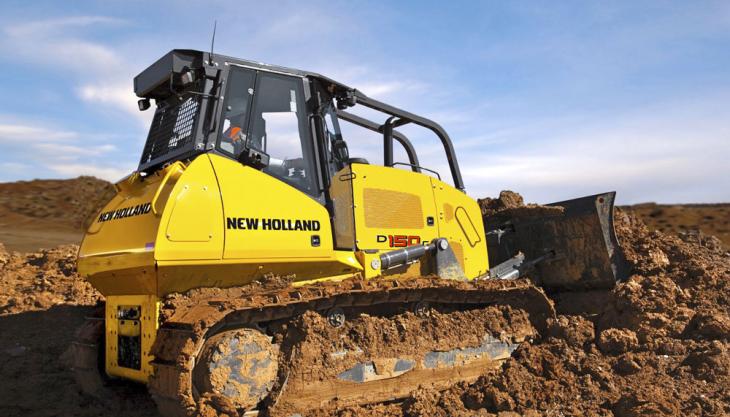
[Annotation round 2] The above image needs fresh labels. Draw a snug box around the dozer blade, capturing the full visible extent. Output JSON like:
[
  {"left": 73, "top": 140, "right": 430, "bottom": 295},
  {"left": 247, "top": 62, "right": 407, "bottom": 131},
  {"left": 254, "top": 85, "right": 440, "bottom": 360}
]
[{"left": 485, "top": 192, "right": 627, "bottom": 290}]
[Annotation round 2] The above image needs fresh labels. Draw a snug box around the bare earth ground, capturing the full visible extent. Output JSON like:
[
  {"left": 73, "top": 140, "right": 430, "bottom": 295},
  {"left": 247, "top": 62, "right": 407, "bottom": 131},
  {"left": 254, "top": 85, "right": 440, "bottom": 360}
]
[
  {"left": 622, "top": 203, "right": 730, "bottom": 251},
  {"left": 0, "top": 178, "right": 728, "bottom": 416}
]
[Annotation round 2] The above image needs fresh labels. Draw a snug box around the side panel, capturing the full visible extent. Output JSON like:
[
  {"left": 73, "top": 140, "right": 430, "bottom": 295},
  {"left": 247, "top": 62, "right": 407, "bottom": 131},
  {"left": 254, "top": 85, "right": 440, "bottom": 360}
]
[
  {"left": 329, "top": 165, "right": 356, "bottom": 250},
  {"left": 211, "top": 155, "right": 334, "bottom": 260},
  {"left": 154, "top": 155, "right": 224, "bottom": 261},
  {"left": 78, "top": 163, "right": 185, "bottom": 296},
  {"left": 156, "top": 154, "right": 363, "bottom": 294},
  {"left": 431, "top": 178, "right": 489, "bottom": 279},
  {"left": 350, "top": 164, "right": 440, "bottom": 251}
]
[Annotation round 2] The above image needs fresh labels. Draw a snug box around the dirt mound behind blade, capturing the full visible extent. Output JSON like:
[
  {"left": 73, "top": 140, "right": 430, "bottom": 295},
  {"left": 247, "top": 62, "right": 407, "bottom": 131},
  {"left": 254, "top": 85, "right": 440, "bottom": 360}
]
[
  {"left": 341, "top": 208, "right": 729, "bottom": 417},
  {"left": 623, "top": 202, "right": 730, "bottom": 251}
]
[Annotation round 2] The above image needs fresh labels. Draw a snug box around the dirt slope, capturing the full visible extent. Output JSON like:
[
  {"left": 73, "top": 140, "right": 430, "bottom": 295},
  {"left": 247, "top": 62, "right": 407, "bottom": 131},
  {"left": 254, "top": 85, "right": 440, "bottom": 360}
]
[{"left": 0, "top": 177, "right": 115, "bottom": 252}]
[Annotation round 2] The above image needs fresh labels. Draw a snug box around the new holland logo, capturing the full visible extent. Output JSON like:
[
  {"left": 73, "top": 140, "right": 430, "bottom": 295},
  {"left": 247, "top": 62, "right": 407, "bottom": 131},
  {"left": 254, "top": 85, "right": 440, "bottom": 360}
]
[
  {"left": 97, "top": 203, "right": 152, "bottom": 223},
  {"left": 226, "top": 217, "right": 321, "bottom": 232}
]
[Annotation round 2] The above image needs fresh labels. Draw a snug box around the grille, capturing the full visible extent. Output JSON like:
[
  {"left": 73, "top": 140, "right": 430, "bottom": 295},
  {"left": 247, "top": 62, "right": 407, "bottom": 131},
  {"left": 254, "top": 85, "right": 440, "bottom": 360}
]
[
  {"left": 140, "top": 96, "right": 200, "bottom": 166},
  {"left": 363, "top": 188, "right": 424, "bottom": 229}
]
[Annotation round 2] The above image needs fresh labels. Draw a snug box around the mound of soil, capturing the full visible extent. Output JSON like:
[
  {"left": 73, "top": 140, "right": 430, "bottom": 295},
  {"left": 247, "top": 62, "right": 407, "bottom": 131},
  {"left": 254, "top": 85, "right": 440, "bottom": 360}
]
[
  {"left": 0, "top": 243, "right": 157, "bottom": 417},
  {"left": 337, "top": 196, "right": 729, "bottom": 417},
  {"left": 0, "top": 177, "right": 115, "bottom": 252},
  {"left": 0, "top": 243, "right": 100, "bottom": 315}
]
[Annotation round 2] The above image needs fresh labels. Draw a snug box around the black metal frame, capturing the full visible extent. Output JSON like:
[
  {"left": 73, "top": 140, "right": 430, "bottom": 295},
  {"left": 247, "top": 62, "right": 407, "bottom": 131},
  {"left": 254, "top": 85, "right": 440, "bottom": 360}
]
[
  {"left": 335, "top": 110, "right": 420, "bottom": 172},
  {"left": 135, "top": 49, "right": 466, "bottom": 191},
  {"left": 350, "top": 91, "right": 465, "bottom": 191}
]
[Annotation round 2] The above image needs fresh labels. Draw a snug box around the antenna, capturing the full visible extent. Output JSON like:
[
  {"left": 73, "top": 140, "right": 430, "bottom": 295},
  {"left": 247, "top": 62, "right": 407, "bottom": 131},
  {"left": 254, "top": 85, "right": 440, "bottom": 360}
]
[{"left": 209, "top": 20, "right": 217, "bottom": 65}]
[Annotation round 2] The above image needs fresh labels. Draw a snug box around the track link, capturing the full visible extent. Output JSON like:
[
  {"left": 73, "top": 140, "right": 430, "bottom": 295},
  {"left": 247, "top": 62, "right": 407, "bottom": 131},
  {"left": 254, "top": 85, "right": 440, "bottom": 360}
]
[{"left": 148, "top": 277, "right": 554, "bottom": 417}]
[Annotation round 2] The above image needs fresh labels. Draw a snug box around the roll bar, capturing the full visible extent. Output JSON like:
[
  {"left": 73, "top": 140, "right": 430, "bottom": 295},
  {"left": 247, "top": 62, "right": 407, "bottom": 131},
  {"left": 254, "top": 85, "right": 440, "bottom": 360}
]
[
  {"left": 350, "top": 91, "right": 465, "bottom": 191},
  {"left": 336, "top": 110, "right": 421, "bottom": 173}
]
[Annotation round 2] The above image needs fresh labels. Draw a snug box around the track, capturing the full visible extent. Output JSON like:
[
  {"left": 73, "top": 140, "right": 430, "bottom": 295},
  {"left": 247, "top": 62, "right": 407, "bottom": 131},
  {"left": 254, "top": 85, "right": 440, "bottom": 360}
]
[{"left": 147, "top": 277, "right": 555, "bottom": 417}]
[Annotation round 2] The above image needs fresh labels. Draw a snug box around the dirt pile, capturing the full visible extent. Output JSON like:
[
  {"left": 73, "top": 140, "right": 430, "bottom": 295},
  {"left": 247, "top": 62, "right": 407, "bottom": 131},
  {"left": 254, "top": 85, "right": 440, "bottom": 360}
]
[
  {"left": 0, "top": 243, "right": 101, "bottom": 315},
  {"left": 0, "top": 176, "right": 115, "bottom": 229},
  {"left": 0, "top": 241, "right": 157, "bottom": 417},
  {"left": 0, "top": 176, "right": 115, "bottom": 252},
  {"left": 337, "top": 196, "right": 729, "bottom": 417}
]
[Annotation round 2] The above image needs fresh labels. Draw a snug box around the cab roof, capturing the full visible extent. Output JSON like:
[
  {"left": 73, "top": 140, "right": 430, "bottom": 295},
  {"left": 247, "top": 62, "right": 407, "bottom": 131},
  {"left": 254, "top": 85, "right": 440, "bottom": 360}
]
[{"left": 134, "top": 49, "right": 354, "bottom": 100}]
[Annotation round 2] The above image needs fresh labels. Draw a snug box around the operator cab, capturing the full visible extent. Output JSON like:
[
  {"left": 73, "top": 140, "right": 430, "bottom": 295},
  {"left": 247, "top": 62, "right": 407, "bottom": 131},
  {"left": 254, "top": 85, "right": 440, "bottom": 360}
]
[{"left": 134, "top": 50, "right": 465, "bottom": 203}]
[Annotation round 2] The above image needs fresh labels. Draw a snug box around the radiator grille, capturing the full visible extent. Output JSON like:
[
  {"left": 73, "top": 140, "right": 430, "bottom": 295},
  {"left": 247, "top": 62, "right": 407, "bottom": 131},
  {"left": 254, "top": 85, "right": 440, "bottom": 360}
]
[
  {"left": 363, "top": 188, "right": 423, "bottom": 229},
  {"left": 140, "top": 96, "right": 200, "bottom": 166}
]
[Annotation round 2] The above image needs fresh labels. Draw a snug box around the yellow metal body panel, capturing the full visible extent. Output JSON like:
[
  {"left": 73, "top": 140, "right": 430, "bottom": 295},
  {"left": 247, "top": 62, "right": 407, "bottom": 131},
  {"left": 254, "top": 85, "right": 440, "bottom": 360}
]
[
  {"left": 431, "top": 177, "right": 489, "bottom": 278},
  {"left": 78, "top": 162, "right": 184, "bottom": 295},
  {"left": 154, "top": 156, "right": 224, "bottom": 261},
  {"left": 213, "top": 155, "right": 333, "bottom": 260},
  {"left": 348, "top": 163, "right": 488, "bottom": 279},
  {"left": 350, "top": 164, "right": 440, "bottom": 250},
  {"left": 105, "top": 295, "right": 159, "bottom": 382}
]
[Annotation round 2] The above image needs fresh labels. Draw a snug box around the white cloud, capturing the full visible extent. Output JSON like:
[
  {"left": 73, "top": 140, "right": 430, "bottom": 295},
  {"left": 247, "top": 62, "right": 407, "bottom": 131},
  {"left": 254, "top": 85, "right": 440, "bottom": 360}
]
[
  {"left": 0, "top": 15, "right": 144, "bottom": 124},
  {"left": 0, "top": 162, "right": 31, "bottom": 171},
  {"left": 0, "top": 124, "right": 78, "bottom": 142},
  {"left": 5, "top": 16, "right": 126, "bottom": 38},
  {"left": 77, "top": 83, "right": 151, "bottom": 124},
  {"left": 1, "top": 17, "right": 125, "bottom": 73},
  {"left": 32, "top": 143, "right": 116, "bottom": 157},
  {"left": 456, "top": 96, "right": 730, "bottom": 204},
  {"left": 0, "top": 119, "right": 130, "bottom": 182}
]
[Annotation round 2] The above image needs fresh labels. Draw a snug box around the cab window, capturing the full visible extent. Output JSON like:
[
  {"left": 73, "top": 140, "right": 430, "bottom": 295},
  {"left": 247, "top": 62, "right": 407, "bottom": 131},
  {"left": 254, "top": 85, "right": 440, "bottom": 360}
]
[
  {"left": 249, "top": 73, "right": 317, "bottom": 195},
  {"left": 218, "top": 67, "right": 255, "bottom": 156}
]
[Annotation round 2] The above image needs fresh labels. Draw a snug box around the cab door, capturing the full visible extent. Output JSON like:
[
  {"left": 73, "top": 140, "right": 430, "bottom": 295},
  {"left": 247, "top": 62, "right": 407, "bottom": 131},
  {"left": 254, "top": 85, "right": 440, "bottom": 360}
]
[{"left": 215, "top": 68, "right": 332, "bottom": 260}]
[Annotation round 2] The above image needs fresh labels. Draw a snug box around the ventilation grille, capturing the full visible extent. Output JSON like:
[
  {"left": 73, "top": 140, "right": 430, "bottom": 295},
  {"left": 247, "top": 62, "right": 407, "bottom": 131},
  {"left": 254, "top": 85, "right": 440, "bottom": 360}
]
[
  {"left": 363, "top": 188, "right": 423, "bottom": 229},
  {"left": 140, "top": 96, "right": 200, "bottom": 167}
]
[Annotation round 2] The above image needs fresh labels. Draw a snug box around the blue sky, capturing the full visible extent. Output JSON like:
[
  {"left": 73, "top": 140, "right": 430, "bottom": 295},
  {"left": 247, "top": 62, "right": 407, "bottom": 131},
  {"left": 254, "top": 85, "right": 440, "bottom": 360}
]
[{"left": 0, "top": 1, "right": 728, "bottom": 203}]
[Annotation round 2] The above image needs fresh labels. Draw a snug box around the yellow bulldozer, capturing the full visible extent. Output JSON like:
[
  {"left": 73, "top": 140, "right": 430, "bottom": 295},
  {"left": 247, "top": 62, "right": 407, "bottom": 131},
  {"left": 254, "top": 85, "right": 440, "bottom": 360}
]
[{"left": 71, "top": 50, "right": 626, "bottom": 416}]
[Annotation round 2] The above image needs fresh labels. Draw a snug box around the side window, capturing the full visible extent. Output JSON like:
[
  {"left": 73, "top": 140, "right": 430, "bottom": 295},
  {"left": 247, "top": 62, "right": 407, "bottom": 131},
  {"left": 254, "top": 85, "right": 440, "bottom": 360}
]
[
  {"left": 250, "top": 73, "right": 317, "bottom": 195},
  {"left": 218, "top": 67, "right": 255, "bottom": 155},
  {"left": 323, "top": 106, "right": 345, "bottom": 177}
]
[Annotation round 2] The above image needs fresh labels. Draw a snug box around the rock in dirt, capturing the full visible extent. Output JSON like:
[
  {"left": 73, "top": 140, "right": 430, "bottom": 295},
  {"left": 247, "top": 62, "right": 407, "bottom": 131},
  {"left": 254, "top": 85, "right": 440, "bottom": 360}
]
[{"left": 598, "top": 328, "right": 639, "bottom": 354}]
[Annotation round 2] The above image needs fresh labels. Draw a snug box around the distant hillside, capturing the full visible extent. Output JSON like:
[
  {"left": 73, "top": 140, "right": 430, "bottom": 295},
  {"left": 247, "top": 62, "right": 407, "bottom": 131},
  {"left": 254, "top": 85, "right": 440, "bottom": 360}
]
[
  {"left": 622, "top": 202, "right": 730, "bottom": 251},
  {"left": 0, "top": 177, "right": 115, "bottom": 252}
]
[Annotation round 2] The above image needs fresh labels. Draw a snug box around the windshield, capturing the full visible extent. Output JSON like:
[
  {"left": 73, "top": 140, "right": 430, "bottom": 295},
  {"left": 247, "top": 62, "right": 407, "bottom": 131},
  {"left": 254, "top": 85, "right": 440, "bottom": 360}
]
[{"left": 217, "top": 67, "right": 318, "bottom": 196}]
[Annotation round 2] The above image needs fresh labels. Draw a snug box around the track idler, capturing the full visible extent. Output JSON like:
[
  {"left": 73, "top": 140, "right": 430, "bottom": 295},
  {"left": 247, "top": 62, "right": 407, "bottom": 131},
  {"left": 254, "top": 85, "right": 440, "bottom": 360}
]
[{"left": 192, "top": 329, "right": 279, "bottom": 410}]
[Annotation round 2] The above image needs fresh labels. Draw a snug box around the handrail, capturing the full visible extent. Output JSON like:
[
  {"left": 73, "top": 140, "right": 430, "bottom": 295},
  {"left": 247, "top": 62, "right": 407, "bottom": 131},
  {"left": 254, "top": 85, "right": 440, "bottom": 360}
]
[
  {"left": 336, "top": 110, "right": 421, "bottom": 172},
  {"left": 352, "top": 91, "right": 465, "bottom": 191}
]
